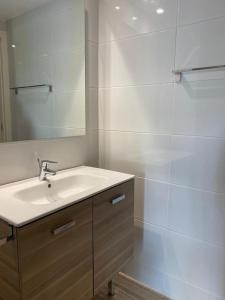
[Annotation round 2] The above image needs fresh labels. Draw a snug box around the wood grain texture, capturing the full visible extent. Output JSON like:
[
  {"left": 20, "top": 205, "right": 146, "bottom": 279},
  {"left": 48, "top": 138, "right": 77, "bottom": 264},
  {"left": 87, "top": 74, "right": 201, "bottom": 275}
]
[
  {"left": 0, "top": 220, "right": 20, "bottom": 300},
  {"left": 93, "top": 180, "right": 134, "bottom": 294},
  {"left": 17, "top": 199, "right": 93, "bottom": 300},
  {"left": 0, "top": 180, "right": 135, "bottom": 300}
]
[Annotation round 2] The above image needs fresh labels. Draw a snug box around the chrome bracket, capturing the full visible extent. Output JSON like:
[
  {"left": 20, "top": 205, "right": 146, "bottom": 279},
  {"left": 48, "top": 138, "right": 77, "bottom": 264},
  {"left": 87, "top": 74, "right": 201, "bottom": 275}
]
[
  {"left": 173, "top": 64, "right": 225, "bottom": 83},
  {"left": 174, "top": 71, "right": 182, "bottom": 83}
]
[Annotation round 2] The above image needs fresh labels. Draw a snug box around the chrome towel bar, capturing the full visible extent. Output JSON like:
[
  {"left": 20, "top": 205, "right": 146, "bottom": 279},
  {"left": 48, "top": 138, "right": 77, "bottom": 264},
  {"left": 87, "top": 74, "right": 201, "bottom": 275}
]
[
  {"left": 173, "top": 64, "right": 225, "bottom": 82},
  {"left": 10, "top": 84, "right": 53, "bottom": 94}
]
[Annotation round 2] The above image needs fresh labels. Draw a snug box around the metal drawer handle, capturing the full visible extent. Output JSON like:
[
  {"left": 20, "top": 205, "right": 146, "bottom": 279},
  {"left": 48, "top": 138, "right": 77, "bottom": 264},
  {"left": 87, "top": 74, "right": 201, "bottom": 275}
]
[
  {"left": 52, "top": 221, "right": 76, "bottom": 236},
  {"left": 111, "top": 194, "right": 125, "bottom": 206}
]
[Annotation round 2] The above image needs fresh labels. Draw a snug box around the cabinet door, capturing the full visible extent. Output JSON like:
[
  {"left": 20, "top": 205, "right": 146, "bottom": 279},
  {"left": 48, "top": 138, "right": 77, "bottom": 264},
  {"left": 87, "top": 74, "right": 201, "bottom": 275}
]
[
  {"left": 17, "top": 200, "right": 93, "bottom": 300},
  {"left": 0, "top": 220, "right": 20, "bottom": 300},
  {"left": 93, "top": 180, "right": 134, "bottom": 293}
]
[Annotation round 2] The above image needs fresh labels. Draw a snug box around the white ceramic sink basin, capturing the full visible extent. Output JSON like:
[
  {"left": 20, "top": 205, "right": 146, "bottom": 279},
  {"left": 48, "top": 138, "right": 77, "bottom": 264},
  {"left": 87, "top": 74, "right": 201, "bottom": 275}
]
[
  {"left": 0, "top": 166, "right": 134, "bottom": 227},
  {"left": 15, "top": 174, "right": 107, "bottom": 205}
]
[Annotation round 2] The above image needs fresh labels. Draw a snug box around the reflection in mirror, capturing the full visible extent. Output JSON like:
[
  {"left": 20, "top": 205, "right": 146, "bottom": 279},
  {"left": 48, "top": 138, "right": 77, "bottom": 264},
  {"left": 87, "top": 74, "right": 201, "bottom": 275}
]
[{"left": 0, "top": 0, "right": 85, "bottom": 142}]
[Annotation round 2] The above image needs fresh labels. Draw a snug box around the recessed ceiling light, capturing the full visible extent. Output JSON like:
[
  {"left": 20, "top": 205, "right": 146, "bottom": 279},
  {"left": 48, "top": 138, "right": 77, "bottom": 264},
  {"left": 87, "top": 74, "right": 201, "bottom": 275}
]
[
  {"left": 115, "top": 6, "right": 120, "bottom": 10},
  {"left": 132, "top": 16, "right": 138, "bottom": 21},
  {"left": 156, "top": 8, "right": 164, "bottom": 14},
  {"left": 11, "top": 44, "right": 16, "bottom": 48}
]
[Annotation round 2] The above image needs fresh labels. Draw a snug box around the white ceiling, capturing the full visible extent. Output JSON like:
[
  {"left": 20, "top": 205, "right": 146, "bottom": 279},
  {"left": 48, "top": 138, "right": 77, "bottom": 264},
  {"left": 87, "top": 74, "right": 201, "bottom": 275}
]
[{"left": 0, "top": 0, "right": 53, "bottom": 22}]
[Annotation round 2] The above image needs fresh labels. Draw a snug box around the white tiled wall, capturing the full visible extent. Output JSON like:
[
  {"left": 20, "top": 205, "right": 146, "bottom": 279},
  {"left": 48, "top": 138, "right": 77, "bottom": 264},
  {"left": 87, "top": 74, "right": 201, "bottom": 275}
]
[
  {"left": 98, "top": 0, "right": 225, "bottom": 299},
  {"left": 0, "top": 0, "right": 99, "bottom": 185}
]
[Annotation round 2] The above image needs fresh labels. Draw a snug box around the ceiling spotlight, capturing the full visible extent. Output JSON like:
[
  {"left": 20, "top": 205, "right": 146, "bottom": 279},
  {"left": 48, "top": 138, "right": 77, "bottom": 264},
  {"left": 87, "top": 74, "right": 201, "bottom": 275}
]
[
  {"left": 11, "top": 44, "right": 16, "bottom": 48},
  {"left": 156, "top": 8, "right": 164, "bottom": 14},
  {"left": 132, "top": 16, "right": 138, "bottom": 21},
  {"left": 115, "top": 6, "right": 120, "bottom": 10}
]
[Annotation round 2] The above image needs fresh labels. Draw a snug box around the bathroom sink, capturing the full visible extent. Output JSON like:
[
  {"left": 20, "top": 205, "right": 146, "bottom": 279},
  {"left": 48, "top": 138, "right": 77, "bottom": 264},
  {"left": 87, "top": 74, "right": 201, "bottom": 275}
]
[
  {"left": 0, "top": 166, "right": 134, "bottom": 226},
  {"left": 15, "top": 174, "right": 107, "bottom": 205}
]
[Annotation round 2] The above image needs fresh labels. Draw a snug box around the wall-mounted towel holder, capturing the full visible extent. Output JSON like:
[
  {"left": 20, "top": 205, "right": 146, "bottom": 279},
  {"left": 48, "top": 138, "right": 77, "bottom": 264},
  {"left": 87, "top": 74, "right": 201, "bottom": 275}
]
[{"left": 173, "top": 65, "right": 225, "bottom": 83}]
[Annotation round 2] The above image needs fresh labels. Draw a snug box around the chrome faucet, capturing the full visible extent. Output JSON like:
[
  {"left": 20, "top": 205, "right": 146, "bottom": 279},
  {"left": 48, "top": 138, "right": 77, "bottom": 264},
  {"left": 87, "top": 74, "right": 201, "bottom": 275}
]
[{"left": 38, "top": 159, "right": 58, "bottom": 181}]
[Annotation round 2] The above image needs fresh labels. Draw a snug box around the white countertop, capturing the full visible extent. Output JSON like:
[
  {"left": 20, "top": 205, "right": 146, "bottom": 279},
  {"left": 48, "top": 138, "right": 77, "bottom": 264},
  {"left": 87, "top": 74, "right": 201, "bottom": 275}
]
[{"left": 0, "top": 166, "right": 134, "bottom": 227}]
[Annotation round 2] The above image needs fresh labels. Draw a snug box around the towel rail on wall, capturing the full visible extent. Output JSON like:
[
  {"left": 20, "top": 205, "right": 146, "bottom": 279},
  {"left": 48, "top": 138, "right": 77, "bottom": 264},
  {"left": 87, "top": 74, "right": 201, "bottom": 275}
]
[
  {"left": 10, "top": 84, "right": 53, "bottom": 94},
  {"left": 173, "top": 64, "right": 225, "bottom": 82}
]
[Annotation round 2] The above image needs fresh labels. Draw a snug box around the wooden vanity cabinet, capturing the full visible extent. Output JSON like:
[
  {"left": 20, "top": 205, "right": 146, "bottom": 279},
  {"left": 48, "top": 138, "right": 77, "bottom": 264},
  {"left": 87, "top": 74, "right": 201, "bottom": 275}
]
[
  {"left": 0, "top": 200, "right": 93, "bottom": 300},
  {"left": 93, "top": 180, "right": 134, "bottom": 294},
  {"left": 18, "top": 199, "right": 93, "bottom": 300},
  {"left": 0, "top": 179, "right": 134, "bottom": 300}
]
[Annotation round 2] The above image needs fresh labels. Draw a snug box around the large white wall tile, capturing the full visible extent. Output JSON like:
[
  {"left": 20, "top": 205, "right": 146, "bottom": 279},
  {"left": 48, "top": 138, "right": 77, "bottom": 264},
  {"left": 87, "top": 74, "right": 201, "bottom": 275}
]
[
  {"left": 134, "top": 177, "right": 169, "bottom": 227},
  {"left": 173, "top": 79, "right": 225, "bottom": 137},
  {"left": 99, "top": 29, "right": 176, "bottom": 87},
  {"left": 124, "top": 221, "right": 224, "bottom": 300},
  {"left": 99, "top": 131, "right": 172, "bottom": 182},
  {"left": 208, "top": 246, "right": 225, "bottom": 298},
  {"left": 168, "top": 185, "right": 225, "bottom": 247},
  {"left": 163, "top": 276, "right": 221, "bottom": 300},
  {"left": 176, "top": 18, "right": 225, "bottom": 69},
  {"left": 99, "top": 84, "right": 173, "bottom": 134},
  {"left": 132, "top": 222, "right": 168, "bottom": 276},
  {"left": 171, "top": 136, "right": 225, "bottom": 193},
  {"left": 165, "top": 231, "right": 222, "bottom": 297},
  {"left": 98, "top": 0, "right": 225, "bottom": 299},
  {"left": 99, "top": 0, "right": 177, "bottom": 43},
  {"left": 179, "top": 0, "right": 225, "bottom": 26},
  {"left": 170, "top": 136, "right": 202, "bottom": 188}
]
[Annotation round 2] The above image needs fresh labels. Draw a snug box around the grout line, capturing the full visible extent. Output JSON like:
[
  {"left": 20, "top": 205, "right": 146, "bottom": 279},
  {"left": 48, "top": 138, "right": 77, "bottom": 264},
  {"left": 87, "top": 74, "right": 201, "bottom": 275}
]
[
  {"left": 134, "top": 218, "right": 225, "bottom": 251},
  {"left": 98, "top": 128, "right": 225, "bottom": 140},
  {"left": 98, "top": 82, "right": 175, "bottom": 89},
  {"left": 178, "top": 14, "right": 225, "bottom": 29},
  {"left": 135, "top": 175, "right": 225, "bottom": 198},
  {"left": 98, "top": 74, "right": 225, "bottom": 89},
  {"left": 98, "top": 27, "right": 177, "bottom": 46},
  {"left": 98, "top": 15, "right": 225, "bottom": 46}
]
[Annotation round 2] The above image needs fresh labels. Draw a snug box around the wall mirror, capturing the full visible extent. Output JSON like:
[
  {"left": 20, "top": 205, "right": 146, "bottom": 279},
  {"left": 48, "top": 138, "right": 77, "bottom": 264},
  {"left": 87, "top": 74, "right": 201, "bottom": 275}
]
[{"left": 0, "top": 0, "right": 85, "bottom": 142}]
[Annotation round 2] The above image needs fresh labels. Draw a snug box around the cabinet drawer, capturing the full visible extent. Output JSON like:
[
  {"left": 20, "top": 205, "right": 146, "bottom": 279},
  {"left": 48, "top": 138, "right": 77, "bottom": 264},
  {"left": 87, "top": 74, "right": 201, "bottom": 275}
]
[
  {"left": 17, "top": 199, "right": 93, "bottom": 300},
  {"left": 93, "top": 180, "right": 134, "bottom": 293}
]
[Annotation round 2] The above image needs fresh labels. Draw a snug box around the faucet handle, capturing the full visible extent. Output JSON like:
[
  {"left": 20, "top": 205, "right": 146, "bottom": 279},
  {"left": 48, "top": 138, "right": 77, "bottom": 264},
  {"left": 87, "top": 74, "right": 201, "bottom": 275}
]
[
  {"left": 41, "top": 160, "right": 58, "bottom": 164},
  {"left": 37, "top": 158, "right": 58, "bottom": 168}
]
